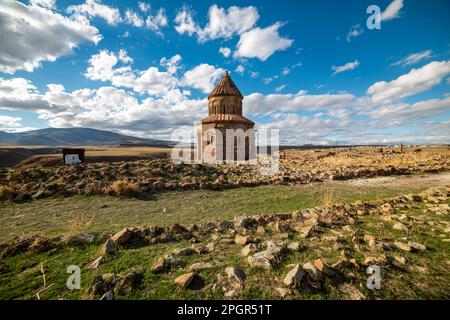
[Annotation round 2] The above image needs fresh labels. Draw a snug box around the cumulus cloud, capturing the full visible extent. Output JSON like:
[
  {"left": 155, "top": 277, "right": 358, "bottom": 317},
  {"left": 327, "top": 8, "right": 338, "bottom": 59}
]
[
  {"left": 392, "top": 50, "right": 432, "bottom": 67},
  {"left": 181, "top": 64, "right": 225, "bottom": 93},
  {"left": 367, "top": 60, "right": 450, "bottom": 103},
  {"left": 219, "top": 47, "right": 231, "bottom": 58},
  {"left": 235, "top": 65, "right": 245, "bottom": 75},
  {"left": 174, "top": 5, "right": 259, "bottom": 42},
  {"left": 197, "top": 5, "right": 259, "bottom": 41},
  {"left": 138, "top": 2, "right": 151, "bottom": 13},
  {"left": 245, "top": 91, "right": 356, "bottom": 116},
  {"left": 145, "top": 8, "right": 168, "bottom": 35},
  {"left": 30, "top": 0, "right": 56, "bottom": 9},
  {"left": 124, "top": 8, "right": 144, "bottom": 28},
  {"left": 85, "top": 49, "right": 180, "bottom": 96},
  {"left": 332, "top": 60, "right": 360, "bottom": 75},
  {"left": 234, "top": 23, "right": 293, "bottom": 61},
  {"left": 174, "top": 6, "right": 199, "bottom": 36},
  {"left": 0, "top": 115, "right": 36, "bottom": 133},
  {"left": 0, "top": 1, "right": 101, "bottom": 74},
  {"left": 67, "top": 0, "right": 121, "bottom": 25},
  {"left": 381, "top": 0, "right": 404, "bottom": 21},
  {"left": 0, "top": 77, "right": 49, "bottom": 111}
]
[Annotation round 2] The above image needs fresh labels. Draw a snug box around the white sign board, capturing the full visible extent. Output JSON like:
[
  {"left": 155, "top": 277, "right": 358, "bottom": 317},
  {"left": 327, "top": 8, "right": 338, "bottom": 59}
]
[{"left": 64, "top": 154, "right": 81, "bottom": 164}]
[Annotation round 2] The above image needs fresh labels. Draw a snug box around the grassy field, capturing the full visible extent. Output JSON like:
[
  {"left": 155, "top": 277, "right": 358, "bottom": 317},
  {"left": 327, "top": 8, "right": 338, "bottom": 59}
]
[
  {"left": 1, "top": 173, "right": 448, "bottom": 242},
  {"left": 0, "top": 196, "right": 448, "bottom": 300}
]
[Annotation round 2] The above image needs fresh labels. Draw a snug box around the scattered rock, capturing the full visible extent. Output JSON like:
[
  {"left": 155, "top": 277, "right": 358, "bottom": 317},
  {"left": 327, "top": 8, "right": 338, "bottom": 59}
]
[
  {"left": 234, "top": 234, "right": 249, "bottom": 246},
  {"left": 225, "top": 267, "right": 246, "bottom": 287},
  {"left": 256, "top": 226, "right": 266, "bottom": 235},
  {"left": 100, "top": 290, "right": 114, "bottom": 300},
  {"left": 393, "top": 241, "right": 411, "bottom": 252},
  {"left": 174, "top": 272, "right": 202, "bottom": 289},
  {"left": 191, "top": 244, "right": 208, "bottom": 254},
  {"left": 283, "top": 264, "right": 305, "bottom": 288},
  {"left": 151, "top": 257, "right": 167, "bottom": 273},
  {"left": 88, "top": 256, "right": 105, "bottom": 269},
  {"left": 276, "top": 287, "right": 292, "bottom": 298},
  {"left": 338, "top": 283, "right": 366, "bottom": 300},
  {"left": 100, "top": 239, "right": 115, "bottom": 255},
  {"left": 363, "top": 234, "right": 376, "bottom": 248},
  {"left": 393, "top": 222, "right": 408, "bottom": 231},
  {"left": 115, "top": 272, "right": 142, "bottom": 295},
  {"left": 190, "top": 262, "right": 213, "bottom": 272},
  {"left": 409, "top": 241, "right": 426, "bottom": 252},
  {"left": 241, "top": 243, "right": 260, "bottom": 256}
]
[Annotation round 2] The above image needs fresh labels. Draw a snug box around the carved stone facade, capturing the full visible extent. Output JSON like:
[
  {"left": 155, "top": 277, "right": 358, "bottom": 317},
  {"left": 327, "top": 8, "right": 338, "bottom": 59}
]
[{"left": 199, "top": 71, "right": 255, "bottom": 162}]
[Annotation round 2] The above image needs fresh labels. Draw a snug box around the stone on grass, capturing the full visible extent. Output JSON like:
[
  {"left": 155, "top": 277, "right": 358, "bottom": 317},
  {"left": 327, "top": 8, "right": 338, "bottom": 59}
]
[
  {"left": 174, "top": 272, "right": 202, "bottom": 289},
  {"left": 225, "top": 267, "right": 246, "bottom": 287},
  {"left": 151, "top": 257, "right": 167, "bottom": 273},
  {"left": 100, "top": 290, "right": 114, "bottom": 300},
  {"left": 409, "top": 241, "right": 426, "bottom": 252},
  {"left": 256, "top": 226, "right": 266, "bottom": 235},
  {"left": 338, "top": 283, "right": 366, "bottom": 300},
  {"left": 276, "top": 287, "right": 292, "bottom": 298},
  {"left": 191, "top": 244, "right": 208, "bottom": 254},
  {"left": 393, "top": 223, "right": 408, "bottom": 231},
  {"left": 393, "top": 241, "right": 411, "bottom": 252},
  {"left": 190, "top": 262, "right": 213, "bottom": 271},
  {"left": 88, "top": 256, "right": 105, "bottom": 269},
  {"left": 100, "top": 239, "right": 115, "bottom": 255},
  {"left": 235, "top": 234, "right": 249, "bottom": 246},
  {"left": 283, "top": 264, "right": 305, "bottom": 288},
  {"left": 302, "top": 262, "right": 321, "bottom": 281},
  {"left": 248, "top": 250, "right": 278, "bottom": 269},
  {"left": 241, "top": 243, "right": 260, "bottom": 256}
]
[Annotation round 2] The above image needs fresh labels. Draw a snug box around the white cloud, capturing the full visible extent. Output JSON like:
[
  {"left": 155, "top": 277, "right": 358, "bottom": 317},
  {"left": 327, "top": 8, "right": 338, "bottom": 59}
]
[
  {"left": 367, "top": 60, "right": 450, "bottom": 103},
  {"left": 0, "top": 1, "right": 101, "bottom": 74},
  {"left": 245, "top": 91, "right": 356, "bottom": 116},
  {"left": 346, "top": 24, "right": 363, "bottom": 42},
  {"left": 30, "top": 0, "right": 56, "bottom": 9},
  {"left": 381, "top": 0, "right": 404, "bottom": 21},
  {"left": 145, "top": 8, "right": 168, "bottom": 35},
  {"left": 160, "top": 55, "right": 182, "bottom": 75},
  {"left": 219, "top": 47, "right": 231, "bottom": 58},
  {"left": 275, "top": 84, "right": 286, "bottom": 92},
  {"left": 84, "top": 50, "right": 178, "bottom": 96},
  {"left": 392, "top": 50, "right": 432, "bottom": 67},
  {"left": 234, "top": 23, "right": 293, "bottom": 61},
  {"left": 67, "top": 0, "right": 121, "bottom": 25},
  {"left": 118, "top": 49, "right": 133, "bottom": 64},
  {"left": 85, "top": 50, "right": 120, "bottom": 82},
  {"left": 174, "top": 5, "right": 259, "bottom": 42},
  {"left": 332, "top": 60, "right": 360, "bottom": 75},
  {"left": 174, "top": 6, "right": 199, "bottom": 36},
  {"left": 124, "top": 8, "right": 144, "bottom": 28},
  {"left": 181, "top": 64, "right": 224, "bottom": 93},
  {"left": 0, "top": 77, "right": 49, "bottom": 111},
  {"left": 197, "top": 5, "right": 259, "bottom": 42},
  {"left": 138, "top": 2, "right": 151, "bottom": 13},
  {"left": 235, "top": 65, "right": 245, "bottom": 75},
  {"left": 368, "top": 96, "right": 450, "bottom": 125},
  {"left": 0, "top": 115, "right": 36, "bottom": 133}
]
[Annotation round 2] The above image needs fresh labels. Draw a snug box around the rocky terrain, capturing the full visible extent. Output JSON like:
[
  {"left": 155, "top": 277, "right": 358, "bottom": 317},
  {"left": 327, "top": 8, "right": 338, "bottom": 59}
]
[
  {"left": 1, "top": 146, "right": 448, "bottom": 202},
  {"left": 0, "top": 185, "right": 448, "bottom": 300}
]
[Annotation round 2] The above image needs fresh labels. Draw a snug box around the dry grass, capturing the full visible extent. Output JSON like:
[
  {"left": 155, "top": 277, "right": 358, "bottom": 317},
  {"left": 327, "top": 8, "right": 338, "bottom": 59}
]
[{"left": 108, "top": 179, "right": 141, "bottom": 196}]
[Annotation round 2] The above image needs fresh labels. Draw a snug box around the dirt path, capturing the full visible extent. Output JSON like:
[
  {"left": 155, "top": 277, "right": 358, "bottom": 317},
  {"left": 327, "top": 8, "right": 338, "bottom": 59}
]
[{"left": 335, "top": 172, "right": 450, "bottom": 188}]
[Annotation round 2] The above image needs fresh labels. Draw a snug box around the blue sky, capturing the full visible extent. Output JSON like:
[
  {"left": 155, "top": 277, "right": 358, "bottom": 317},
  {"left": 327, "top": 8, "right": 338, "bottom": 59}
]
[{"left": 0, "top": 0, "right": 449, "bottom": 145}]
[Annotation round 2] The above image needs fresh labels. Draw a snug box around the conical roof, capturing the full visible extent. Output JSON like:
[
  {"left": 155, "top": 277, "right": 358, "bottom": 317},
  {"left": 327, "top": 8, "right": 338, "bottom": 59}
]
[{"left": 208, "top": 71, "right": 243, "bottom": 99}]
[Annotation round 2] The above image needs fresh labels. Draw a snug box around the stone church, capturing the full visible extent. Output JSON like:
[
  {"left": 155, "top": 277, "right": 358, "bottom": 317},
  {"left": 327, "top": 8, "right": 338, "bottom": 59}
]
[{"left": 199, "top": 71, "right": 255, "bottom": 162}]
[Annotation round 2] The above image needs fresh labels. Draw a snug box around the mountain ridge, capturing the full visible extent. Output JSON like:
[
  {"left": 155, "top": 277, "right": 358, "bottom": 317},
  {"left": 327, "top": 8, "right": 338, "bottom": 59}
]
[{"left": 0, "top": 128, "right": 175, "bottom": 147}]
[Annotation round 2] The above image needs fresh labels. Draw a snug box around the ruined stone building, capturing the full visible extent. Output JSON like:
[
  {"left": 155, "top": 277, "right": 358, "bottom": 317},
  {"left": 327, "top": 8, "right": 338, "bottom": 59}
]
[{"left": 199, "top": 71, "right": 255, "bottom": 162}]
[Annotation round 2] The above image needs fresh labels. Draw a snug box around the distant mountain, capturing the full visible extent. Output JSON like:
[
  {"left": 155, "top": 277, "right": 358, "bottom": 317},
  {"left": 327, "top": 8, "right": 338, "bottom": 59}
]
[{"left": 0, "top": 128, "right": 175, "bottom": 147}]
